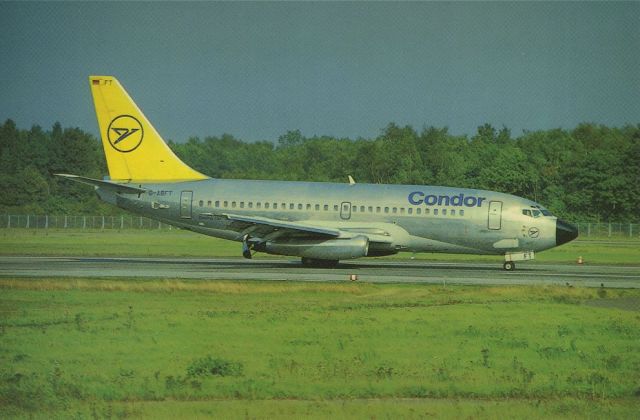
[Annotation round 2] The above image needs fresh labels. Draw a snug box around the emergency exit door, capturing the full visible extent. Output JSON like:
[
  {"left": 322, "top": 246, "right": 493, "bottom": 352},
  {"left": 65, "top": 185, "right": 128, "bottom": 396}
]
[
  {"left": 340, "top": 202, "right": 352, "bottom": 220},
  {"left": 488, "top": 200, "right": 502, "bottom": 230},
  {"left": 180, "top": 191, "right": 193, "bottom": 219}
]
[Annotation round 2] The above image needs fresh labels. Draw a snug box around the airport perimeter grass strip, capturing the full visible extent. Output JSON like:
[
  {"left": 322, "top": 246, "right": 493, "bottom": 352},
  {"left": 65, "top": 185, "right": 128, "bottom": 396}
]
[
  {"left": 1, "top": 278, "right": 639, "bottom": 418},
  {"left": 1, "top": 229, "right": 639, "bottom": 265}
]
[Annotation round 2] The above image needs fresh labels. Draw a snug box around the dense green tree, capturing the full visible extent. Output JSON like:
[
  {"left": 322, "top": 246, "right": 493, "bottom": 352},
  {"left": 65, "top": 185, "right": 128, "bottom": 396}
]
[{"left": 0, "top": 119, "right": 638, "bottom": 221}]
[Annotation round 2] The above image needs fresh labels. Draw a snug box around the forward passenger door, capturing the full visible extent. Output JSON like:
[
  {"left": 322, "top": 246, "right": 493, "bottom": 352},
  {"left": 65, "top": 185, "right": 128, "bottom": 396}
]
[{"left": 488, "top": 201, "right": 502, "bottom": 230}]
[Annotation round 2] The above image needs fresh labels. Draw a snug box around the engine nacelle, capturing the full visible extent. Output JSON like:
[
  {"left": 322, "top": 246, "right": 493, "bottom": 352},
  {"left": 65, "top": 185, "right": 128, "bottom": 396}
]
[{"left": 259, "top": 235, "right": 369, "bottom": 260}]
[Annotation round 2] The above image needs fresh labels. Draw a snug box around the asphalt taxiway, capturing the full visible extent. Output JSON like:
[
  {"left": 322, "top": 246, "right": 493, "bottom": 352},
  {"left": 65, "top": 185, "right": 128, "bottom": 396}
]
[{"left": 0, "top": 256, "right": 638, "bottom": 288}]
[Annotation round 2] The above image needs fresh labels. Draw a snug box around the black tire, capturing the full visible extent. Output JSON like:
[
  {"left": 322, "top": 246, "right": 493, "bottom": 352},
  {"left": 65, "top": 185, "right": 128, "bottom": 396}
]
[{"left": 503, "top": 261, "right": 515, "bottom": 271}]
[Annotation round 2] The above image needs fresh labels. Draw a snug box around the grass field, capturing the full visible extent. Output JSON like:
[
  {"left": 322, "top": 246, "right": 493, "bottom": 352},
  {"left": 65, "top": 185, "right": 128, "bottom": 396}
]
[
  {"left": 1, "top": 230, "right": 639, "bottom": 418},
  {"left": 1, "top": 279, "right": 639, "bottom": 418},
  {"left": 1, "top": 228, "right": 639, "bottom": 265}
]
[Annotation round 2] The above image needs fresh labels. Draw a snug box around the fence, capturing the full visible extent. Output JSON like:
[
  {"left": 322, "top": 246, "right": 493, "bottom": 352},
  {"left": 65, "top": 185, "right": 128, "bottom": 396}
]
[
  {"left": 574, "top": 223, "right": 637, "bottom": 238},
  {"left": 1, "top": 214, "right": 638, "bottom": 237},
  {"left": 1, "top": 214, "right": 173, "bottom": 230}
]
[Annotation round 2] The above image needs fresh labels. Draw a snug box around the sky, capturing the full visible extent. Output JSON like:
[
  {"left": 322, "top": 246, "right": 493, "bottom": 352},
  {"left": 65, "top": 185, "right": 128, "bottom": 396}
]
[{"left": 1, "top": 2, "right": 638, "bottom": 142}]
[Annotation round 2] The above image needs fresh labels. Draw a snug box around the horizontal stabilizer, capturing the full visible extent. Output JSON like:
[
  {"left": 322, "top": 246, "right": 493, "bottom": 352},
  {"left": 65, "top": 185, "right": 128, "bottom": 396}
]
[{"left": 55, "top": 174, "right": 147, "bottom": 194}]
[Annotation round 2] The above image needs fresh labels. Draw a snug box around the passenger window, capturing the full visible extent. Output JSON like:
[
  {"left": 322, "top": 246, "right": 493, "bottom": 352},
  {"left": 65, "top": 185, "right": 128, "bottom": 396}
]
[
  {"left": 265, "top": 203, "right": 270, "bottom": 209},
  {"left": 408, "top": 208, "right": 413, "bottom": 215},
  {"left": 257, "top": 202, "right": 261, "bottom": 209},
  {"left": 199, "top": 200, "right": 204, "bottom": 207},
  {"left": 290, "top": 203, "right": 295, "bottom": 210},
  {"left": 282, "top": 203, "right": 286, "bottom": 209},
  {"left": 324, "top": 204, "right": 329, "bottom": 211},
  {"left": 376, "top": 207, "right": 381, "bottom": 213},
  {"left": 306, "top": 204, "right": 311, "bottom": 210},
  {"left": 384, "top": 207, "right": 389, "bottom": 213},
  {"left": 315, "top": 204, "right": 320, "bottom": 211},
  {"left": 352, "top": 206, "right": 357, "bottom": 213},
  {"left": 240, "top": 202, "right": 244, "bottom": 208},
  {"left": 416, "top": 208, "right": 421, "bottom": 215},
  {"left": 215, "top": 201, "right": 220, "bottom": 207},
  {"left": 400, "top": 208, "right": 405, "bottom": 214},
  {"left": 298, "top": 204, "right": 303, "bottom": 210},
  {"left": 460, "top": 209, "right": 464, "bottom": 216},
  {"left": 273, "top": 203, "right": 278, "bottom": 209},
  {"left": 248, "top": 202, "right": 253, "bottom": 208},
  {"left": 443, "top": 209, "right": 447, "bottom": 215},
  {"left": 360, "top": 206, "right": 365, "bottom": 212},
  {"left": 231, "top": 201, "right": 236, "bottom": 208},
  {"left": 223, "top": 201, "right": 228, "bottom": 208},
  {"left": 207, "top": 200, "right": 212, "bottom": 207},
  {"left": 451, "top": 209, "right": 456, "bottom": 216},
  {"left": 434, "top": 209, "right": 438, "bottom": 216},
  {"left": 334, "top": 205, "right": 339, "bottom": 211}
]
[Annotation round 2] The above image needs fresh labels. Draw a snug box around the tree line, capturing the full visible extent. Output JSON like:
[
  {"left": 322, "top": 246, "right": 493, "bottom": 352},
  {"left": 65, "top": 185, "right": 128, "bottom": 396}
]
[{"left": 1, "top": 118, "right": 638, "bottom": 222}]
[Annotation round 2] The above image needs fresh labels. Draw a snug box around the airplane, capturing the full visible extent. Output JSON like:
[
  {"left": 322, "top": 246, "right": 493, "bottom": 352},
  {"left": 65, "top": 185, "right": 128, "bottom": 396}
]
[{"left": 58, "top": 76, "right": 578, "bottom": 270}]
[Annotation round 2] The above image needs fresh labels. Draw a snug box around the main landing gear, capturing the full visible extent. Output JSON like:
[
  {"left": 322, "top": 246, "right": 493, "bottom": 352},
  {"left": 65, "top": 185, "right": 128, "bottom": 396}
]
[{"left": 242, "top": 234, "right": 253, "bottom": 259}]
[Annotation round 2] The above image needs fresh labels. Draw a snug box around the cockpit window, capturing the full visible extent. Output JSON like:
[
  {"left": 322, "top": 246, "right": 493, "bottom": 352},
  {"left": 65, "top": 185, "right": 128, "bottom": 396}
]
[
  {"left": 523, "top": 208, "right": 543, "bottom": 218},
  {"left": 532, "top": 205, "right": 553, "bottom": 217}
]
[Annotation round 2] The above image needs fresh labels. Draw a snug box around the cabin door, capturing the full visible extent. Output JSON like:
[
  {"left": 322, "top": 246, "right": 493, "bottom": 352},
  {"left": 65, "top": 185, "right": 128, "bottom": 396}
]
[
  {"left": 180, "top": 191, "right": 193, "bottom": 219},
  {"left": 488, "top": 201, "right": 502, "bottom": 230}
]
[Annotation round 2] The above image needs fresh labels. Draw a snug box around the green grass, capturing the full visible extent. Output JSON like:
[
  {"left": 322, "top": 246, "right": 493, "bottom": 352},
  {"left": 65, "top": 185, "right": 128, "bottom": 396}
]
[
  {"left": 1, "top": 279, "right": 639, "bottom": 418},
  {"left": 1, "top": 228, "right": 639, "bottom": 265}
]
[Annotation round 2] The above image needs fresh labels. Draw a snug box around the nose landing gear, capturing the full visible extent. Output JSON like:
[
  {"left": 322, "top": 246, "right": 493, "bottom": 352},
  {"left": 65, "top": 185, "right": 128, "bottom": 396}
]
[{"left": 503, "top": 251, "right": 534, "bottom": 271}]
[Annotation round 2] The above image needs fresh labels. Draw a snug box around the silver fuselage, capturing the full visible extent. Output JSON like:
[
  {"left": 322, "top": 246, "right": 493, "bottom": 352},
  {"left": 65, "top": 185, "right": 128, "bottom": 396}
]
[{"left": 97, "top": 178, "right": 560, "bottom": 256}]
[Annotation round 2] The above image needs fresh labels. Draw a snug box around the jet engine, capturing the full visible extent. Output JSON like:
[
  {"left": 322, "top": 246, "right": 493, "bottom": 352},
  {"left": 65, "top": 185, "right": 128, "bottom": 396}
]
[{"left": 257, "top": 235, "right": 369, "bottom": 260}]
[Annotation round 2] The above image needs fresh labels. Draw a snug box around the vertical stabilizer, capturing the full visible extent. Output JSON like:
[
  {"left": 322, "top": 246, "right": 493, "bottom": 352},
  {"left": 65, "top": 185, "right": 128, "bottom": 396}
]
[{"left": 89, "top": 76, "right": 207, "bottom": 182}]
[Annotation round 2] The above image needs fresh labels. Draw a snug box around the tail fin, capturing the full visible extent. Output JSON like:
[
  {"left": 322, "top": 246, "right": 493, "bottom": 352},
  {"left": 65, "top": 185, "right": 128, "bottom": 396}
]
[{"left": 89, "top": 76, "right": 207, "bottom": 182}]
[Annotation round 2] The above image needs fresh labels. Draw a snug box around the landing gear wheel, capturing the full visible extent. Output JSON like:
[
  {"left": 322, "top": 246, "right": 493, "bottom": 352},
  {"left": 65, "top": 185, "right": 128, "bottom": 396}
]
[{"left": 503, "top": 261, "right": 515, "bottom": 271}]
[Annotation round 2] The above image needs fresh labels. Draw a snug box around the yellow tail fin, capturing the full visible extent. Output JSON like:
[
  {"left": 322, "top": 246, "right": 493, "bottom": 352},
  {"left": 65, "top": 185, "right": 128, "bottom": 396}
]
[{"left": 89, "top": 76, "right": 207, "bottom": 182}]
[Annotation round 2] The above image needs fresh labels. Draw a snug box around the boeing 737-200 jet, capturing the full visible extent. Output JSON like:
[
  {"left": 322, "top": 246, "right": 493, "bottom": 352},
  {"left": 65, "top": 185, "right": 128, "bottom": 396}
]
[{"left": 58, "top": 76, "right": 578, "bottom": 270}]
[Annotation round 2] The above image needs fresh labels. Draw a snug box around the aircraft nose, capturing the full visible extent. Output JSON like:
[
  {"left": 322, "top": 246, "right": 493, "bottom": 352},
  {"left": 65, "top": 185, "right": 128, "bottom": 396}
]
[{"left": 556, "top": 219, "right": 578, "bottom": 246}]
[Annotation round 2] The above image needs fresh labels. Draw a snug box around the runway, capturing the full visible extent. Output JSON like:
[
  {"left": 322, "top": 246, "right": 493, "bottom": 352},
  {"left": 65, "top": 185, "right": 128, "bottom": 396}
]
[{"left": 1, "top": 256, "right": 639, "bottom": 288}]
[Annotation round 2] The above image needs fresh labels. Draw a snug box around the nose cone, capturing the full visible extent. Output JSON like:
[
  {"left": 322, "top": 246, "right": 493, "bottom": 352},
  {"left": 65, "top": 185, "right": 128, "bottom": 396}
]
[{"left": 556, "top": 219, "right": 578, "bottom": 246}]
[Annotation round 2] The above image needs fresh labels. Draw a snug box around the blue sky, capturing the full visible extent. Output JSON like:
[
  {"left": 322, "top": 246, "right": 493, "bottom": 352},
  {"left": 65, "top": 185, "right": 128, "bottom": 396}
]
[{"left": 1, "top": 2, "right": 638, "bottom": 142}]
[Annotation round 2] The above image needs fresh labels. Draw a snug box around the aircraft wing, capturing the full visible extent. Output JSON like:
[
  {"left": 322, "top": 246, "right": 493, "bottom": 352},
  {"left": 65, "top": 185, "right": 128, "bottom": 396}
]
[
  {"left": 221, "top": 213, "right": 341, "bottom": 241},
  {"left": 217, "top": 213, "right": 395, "bottom": 246},
  {"left": 56, "top": 174, "right": 147, "bottom": 194}
]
